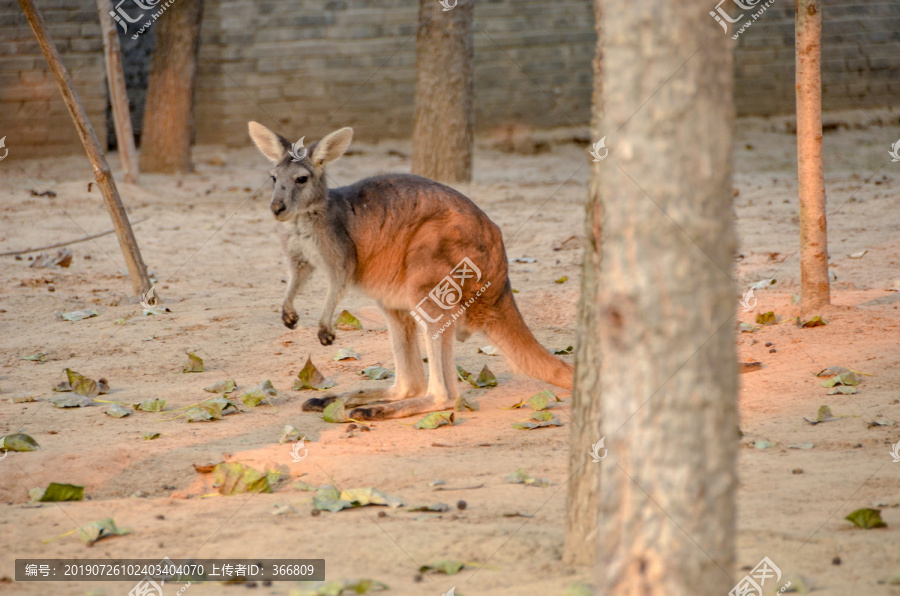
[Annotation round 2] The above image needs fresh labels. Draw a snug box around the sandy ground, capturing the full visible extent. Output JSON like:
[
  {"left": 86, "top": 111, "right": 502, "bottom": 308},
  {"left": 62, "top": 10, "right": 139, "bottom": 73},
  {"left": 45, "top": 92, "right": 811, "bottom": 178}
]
[{"left": 1, "top": 109, "right": 899, "bottom": 596}]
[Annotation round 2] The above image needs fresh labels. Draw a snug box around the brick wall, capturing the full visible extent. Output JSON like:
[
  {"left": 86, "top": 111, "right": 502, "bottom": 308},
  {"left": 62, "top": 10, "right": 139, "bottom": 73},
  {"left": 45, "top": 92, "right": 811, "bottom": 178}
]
[
  {"left": 194, "top": 0, "right": 596, "bottom": 145},
  {"left": 0, "top": 0, "right": 106, "bottom": 159},
  {"left": 0, "top": 0, "right": 897, "bottom": 157},
  {"left": 731, "top": 0, "right": 900, "bottom": 116}
]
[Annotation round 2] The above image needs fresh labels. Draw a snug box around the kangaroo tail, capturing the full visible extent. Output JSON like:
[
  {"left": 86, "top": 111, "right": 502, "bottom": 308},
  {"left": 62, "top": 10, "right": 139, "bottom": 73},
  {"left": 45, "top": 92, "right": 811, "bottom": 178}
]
[{"left": 481, "top": 286, "right": 573, "bottom": 390}]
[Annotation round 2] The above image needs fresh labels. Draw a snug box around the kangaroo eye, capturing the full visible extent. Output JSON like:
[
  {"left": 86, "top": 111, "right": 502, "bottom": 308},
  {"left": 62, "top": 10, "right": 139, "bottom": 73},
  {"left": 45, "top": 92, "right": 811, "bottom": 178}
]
[{"left": 296, "top": 175, "right": 309, "bottom": 185}]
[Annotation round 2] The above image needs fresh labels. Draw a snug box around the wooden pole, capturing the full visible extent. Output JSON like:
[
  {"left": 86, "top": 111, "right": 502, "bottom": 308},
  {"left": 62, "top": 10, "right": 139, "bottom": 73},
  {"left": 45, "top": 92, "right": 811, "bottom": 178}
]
[
  {"left": 795, "top": 0, "right": 830, "bottom": 312},
  {"left": 97, "top": 0, "right": 139, "bottom": 185},
  {"left": 19, "top": 0, "right": 152, "bottom": 297}
]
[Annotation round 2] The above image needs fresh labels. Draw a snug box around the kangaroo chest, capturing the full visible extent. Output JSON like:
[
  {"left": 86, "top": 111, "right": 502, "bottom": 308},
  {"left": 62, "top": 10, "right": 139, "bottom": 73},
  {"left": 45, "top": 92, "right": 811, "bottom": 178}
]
[{"left": 288, "top": 216, "right": 328, "bottom": 269}]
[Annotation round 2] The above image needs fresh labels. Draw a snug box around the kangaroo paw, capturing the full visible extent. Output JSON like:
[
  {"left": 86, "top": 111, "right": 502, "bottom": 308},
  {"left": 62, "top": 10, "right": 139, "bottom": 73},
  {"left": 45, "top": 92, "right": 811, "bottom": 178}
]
[
  {"left": 282, "top": 309, "right": 299, "bottom": 329},
  {"left": 318, "top": 327, "right": 335, "bottom": 345},
  {"left": 349, "top": 405, "right": 389, "bottom": 421},
  {"left": 302, "top": 395, "right": 339, "bottom": 412}
]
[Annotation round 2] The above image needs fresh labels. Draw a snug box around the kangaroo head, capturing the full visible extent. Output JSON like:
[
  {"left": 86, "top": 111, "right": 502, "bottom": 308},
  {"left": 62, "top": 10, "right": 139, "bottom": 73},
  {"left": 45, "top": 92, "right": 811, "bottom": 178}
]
[{"left": 248, "top": 122, "right": 353, "bottom": 221}]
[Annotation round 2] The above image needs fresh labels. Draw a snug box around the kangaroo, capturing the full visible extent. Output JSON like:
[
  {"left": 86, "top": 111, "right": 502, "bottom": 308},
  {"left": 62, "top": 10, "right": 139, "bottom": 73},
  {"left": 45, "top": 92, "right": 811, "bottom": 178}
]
[{"left": 248, "top": 122, "right": 573, "bottom": 420}]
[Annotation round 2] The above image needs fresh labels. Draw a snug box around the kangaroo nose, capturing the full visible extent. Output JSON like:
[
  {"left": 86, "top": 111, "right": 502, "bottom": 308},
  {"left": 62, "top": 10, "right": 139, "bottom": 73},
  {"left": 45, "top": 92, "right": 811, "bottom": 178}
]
[{"left": 272, "top": 201, "right": 286, "bottom": 215}]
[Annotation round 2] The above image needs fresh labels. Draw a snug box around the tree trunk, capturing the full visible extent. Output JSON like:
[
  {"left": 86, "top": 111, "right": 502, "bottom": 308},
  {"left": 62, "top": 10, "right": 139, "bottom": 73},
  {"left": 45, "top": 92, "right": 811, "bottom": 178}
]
[
  {"left": 97, "top": 0, "right": 139, "bottom": 184},
  {"left": 573, "top": 1, "right": 738, "bottom": 593},
  {"left": 139, "top": 0, "right": 204, "bottom": 173},
  {"left": 796, "top": 0, "right": 829, "bottom": 312},
  {"left": 563, "top": 0, "right": 604, "bottom": 568},
  {"left": 411, "top": 0, "right": 473, "bottom": 184}
]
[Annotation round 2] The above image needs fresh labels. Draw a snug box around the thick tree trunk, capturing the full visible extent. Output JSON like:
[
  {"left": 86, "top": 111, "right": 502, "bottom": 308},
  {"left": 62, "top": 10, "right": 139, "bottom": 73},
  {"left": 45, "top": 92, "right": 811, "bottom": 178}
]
[
  {"left": 796, "top": 0, "right": 829, "bottom": 312},
  {"left": 571, "top": 2, "right": 738, "bottom": 593},
  {"left": 139, "top": 0, "right": 204, "bottom": 173},
  {"left": 564, "top": 0, "right": 604, "bottom": 568},
  {"left": 97, "top": 0, "right": 139, "bottom": 184},
  {"left": 411, "top": 0, "right": 473, "bottom": 184}
]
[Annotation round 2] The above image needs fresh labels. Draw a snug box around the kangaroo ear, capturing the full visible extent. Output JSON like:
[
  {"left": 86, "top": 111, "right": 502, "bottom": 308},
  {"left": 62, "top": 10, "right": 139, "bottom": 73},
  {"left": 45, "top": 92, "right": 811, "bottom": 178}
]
[
  {"left": 248, "top": 121, "right": 290, "bottom": 162},
  {"left": 311, "top": 127, "right": 353, "bottom": 168}
]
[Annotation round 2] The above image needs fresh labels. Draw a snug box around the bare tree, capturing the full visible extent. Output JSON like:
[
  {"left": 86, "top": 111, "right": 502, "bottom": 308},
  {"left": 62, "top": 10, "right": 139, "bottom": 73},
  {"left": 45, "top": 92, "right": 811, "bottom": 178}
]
[
  {"left": 411, "top": 0, "right": 473, "bottom": 184},
  {"left": 565, "top": 1, "right": 738, "bottom": 593},
  {"left": 796, "top": 0, "right": 830, "bottom": 311},
  {"left": 139, "top": 0, "right": 204, "bottom": 173}
]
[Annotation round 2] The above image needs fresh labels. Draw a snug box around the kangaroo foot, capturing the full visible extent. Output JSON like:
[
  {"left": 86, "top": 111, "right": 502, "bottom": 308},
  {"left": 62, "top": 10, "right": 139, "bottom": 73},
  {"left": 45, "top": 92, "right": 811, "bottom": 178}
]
[{"left": 349, "top": 395, "right": 450, "bottom": 421}]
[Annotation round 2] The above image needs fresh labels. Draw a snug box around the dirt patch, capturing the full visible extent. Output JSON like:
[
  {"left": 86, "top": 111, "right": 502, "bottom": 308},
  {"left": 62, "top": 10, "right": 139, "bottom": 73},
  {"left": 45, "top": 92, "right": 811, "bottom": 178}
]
[{"left": 0, "top": 110, "right": 899, "bottom": 595}]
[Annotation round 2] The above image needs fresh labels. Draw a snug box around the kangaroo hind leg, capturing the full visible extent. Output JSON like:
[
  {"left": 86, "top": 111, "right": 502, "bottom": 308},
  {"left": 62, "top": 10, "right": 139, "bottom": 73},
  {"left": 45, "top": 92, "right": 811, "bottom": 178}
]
[{"left": 349, "top": 324, "right": 456, "bottom": 420}]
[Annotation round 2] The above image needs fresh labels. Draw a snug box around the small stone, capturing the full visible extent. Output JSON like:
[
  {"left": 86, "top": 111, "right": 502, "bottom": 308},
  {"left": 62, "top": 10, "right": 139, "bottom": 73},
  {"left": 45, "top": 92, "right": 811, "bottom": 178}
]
[
  {"left": 155, "top": 514, "right": 165, "bottom": 520},
  {"left": 48, "top": 285, "right": 55, "bottom": 292},
  {"left": 765, "top": 342, "right": 773, "bottom": 347},
  {"left": 245, "top": 581, "right": 257, "bottom": 588},
  {"left": 457, "top": 500, "right": 467, "bottom": 510},
  {"left": 311, "top": 508, "right": 321, "bottom": 517},
  {"left": 832, "top": 556, "right": 841, "bottom": 565},
  {"left": 792, "top": 468, "right": 803, "bottom": 474},
  {"left": 414, "top": 573, "right": 423, "bottom": 583},
  {"left": 769, "top": 348, "right": 777, "bottom": 353},
  {"left": 377, "top": 510, "right": 387, "bottom": 518},
  {"left": 262, "top": 580, "right": 272, "bottom": 587}
]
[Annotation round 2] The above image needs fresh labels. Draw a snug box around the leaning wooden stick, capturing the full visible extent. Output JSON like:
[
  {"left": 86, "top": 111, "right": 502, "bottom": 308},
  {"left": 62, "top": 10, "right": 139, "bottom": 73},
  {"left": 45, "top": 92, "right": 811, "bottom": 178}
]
[
  {"left": 19, "top": 0, "right": 152, "bottom": 297},
  {"left": 97, "top": 0, "right": 139, "bottom": 184},
  {"left": 0, "top": 217, "right": 148, "bottom": 257}
]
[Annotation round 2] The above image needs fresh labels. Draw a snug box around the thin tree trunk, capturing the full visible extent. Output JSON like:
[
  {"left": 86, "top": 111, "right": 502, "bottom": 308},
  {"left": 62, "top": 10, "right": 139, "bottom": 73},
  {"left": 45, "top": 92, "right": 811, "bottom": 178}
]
[
  {"left": 796, "top": 0, "right": 829, "bottom": 312},
  {"left": 411, "top": 0, "right": 473, "bottom": 184},
  {"left": 139, "top": 0, "right": 204, "bottom": 173},
  {"left": 97, "top": 0, "right": 139, "bottom": 184},
  {"left": 585, "top": 1, "right": 737, "bottom": 593},
  {"left": 19, "top": 0, "right": 151, "bottom": 297},
  {"left": 564, "top": 0, "right": 604, "bottom": 568}
]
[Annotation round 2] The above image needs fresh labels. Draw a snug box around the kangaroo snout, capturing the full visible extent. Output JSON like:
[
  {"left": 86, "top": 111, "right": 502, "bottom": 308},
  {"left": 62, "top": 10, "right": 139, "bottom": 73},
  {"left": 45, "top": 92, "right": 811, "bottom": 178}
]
[{"left": 271, "top": 200, "right": 287, "bottom": 216}]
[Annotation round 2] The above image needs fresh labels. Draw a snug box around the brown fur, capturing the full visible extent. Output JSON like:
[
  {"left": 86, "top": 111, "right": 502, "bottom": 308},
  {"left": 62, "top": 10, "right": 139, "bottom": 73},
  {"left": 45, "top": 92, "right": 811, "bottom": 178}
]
[{"left": 248, "top": 122, "right": 573, "bottom": 419}]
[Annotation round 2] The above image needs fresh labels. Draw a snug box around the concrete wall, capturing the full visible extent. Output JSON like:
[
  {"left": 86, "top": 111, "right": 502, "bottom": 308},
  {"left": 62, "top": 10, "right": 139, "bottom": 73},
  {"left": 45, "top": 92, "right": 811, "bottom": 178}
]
[{"left": 0, "top": 0, "right": 897, "bottom": 157}]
